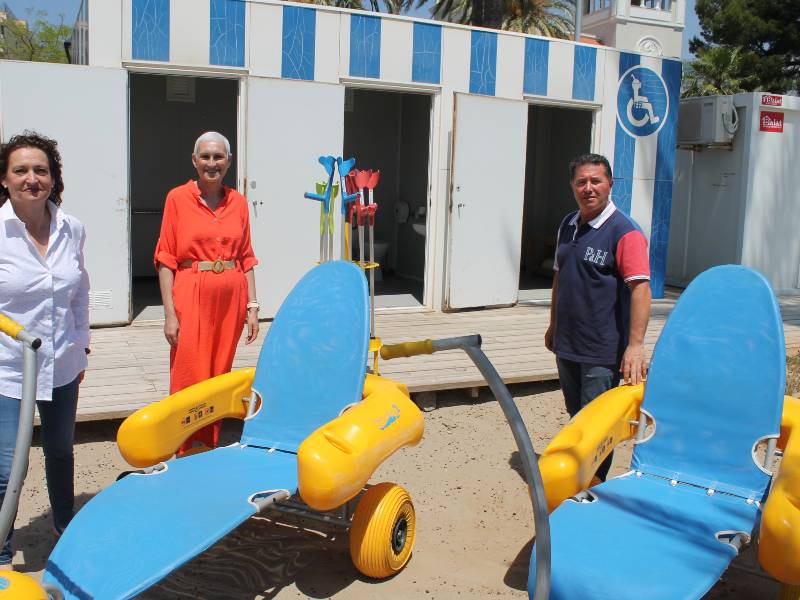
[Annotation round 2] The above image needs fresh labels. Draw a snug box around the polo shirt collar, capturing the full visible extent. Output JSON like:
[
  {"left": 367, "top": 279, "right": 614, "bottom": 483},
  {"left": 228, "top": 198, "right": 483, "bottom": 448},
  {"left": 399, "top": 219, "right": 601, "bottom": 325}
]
[{"left": 568, "top": 200, "right": 617, "bottom": 229}]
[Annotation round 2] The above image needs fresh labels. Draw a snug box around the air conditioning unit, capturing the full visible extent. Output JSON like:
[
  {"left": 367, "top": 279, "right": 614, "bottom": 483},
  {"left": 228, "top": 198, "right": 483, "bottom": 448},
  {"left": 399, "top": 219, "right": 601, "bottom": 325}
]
[{"left": 677, "top": 95, "right": 738, "bottom": 147}]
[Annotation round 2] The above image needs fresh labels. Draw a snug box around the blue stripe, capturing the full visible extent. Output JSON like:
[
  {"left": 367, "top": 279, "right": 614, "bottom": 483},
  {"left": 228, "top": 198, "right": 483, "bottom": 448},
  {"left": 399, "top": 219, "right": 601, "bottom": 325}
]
[
  {"left": 412, "top": 23, "right": 441, "bottom": 84},
  {"left": 649, "top": 58, "right": 682, "bottom": 298},
  {"left": 612, "top": 52, "right": 640, "bottom": 216},
  {"left": 469, "top": 30, "right": 497, "bottom": 96},
  {"left": 281, "top": 6, "right": 316, "bottom": 80},
  {"left": 210, "top": 0, "right": 245, "bottom": 67},
  {"left": 132, "top": 0, "right": 169, "bottom": 61},
  {"left": 523, "top": 38, "right": 548, "bottom": 96},
  {"left": 571, "top": 45, "right": 597, "bottom": 101},
  {"left": 349, "top": 15, "right": 381, "bottom": 78}
]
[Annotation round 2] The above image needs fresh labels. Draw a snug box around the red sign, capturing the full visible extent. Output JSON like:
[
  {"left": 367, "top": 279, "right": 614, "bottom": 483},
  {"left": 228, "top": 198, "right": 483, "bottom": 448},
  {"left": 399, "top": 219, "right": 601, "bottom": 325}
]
[
  {"left": 761, "top": 94, "right": 783, "bottom": 107},
  {"left": 760, "top": 111, "right": 784, "bottom": 133}
]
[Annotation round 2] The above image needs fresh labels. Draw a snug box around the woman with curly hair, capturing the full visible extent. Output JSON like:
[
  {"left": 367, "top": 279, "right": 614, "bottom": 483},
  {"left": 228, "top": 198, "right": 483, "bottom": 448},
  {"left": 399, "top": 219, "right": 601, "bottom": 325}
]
[{"left": 0, "top": 132, "right": 90, "bottom": 568}]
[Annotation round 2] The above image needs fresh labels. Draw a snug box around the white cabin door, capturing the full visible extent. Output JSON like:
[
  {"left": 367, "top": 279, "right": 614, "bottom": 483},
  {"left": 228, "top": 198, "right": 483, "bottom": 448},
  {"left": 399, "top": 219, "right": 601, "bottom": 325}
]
[
  {"left": 446, "top": 93, "right": 528, "bottom": 309},
  {"left": 0, "top": 61, "right": 130, "bottom": 325},
  {"left": 245, "top": 78, "right": 345, "bottom": 318}
]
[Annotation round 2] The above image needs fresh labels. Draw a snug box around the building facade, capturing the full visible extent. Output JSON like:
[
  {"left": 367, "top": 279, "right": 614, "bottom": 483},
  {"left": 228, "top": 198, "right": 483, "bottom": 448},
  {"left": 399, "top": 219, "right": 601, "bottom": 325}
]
[{"left": 0, "top": 0, "right": 683, "bottom": 325}]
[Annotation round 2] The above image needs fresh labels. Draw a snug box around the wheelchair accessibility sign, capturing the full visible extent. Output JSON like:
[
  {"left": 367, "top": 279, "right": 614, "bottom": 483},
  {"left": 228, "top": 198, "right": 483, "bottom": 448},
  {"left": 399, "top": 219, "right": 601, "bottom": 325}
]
[{"left": 617, "top": 66, "right": 669, "bottom": 137}]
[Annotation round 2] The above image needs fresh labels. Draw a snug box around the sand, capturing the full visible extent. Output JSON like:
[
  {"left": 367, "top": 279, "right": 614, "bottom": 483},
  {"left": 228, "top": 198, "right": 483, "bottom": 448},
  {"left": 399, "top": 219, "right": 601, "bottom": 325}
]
[{"left": 14, "top": 382, "right": 779, "bottom": 599}]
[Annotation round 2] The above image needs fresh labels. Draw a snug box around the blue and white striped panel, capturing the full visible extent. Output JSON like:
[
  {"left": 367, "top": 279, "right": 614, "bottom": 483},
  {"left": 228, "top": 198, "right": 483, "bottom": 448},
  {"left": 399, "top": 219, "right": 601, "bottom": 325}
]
[
  {"left": 469, "top": 30, "right": 497, "bottom": 96},
  {"left": 281, "top": 6, "right": 315, "bottom": 80},
  {"left": 350, "top": 15, "right": 381, "bottom": 78},
  {"left": 132, "top": 0, "right": 169, "bottom": 61},
  {"left": 612, "top": 52, "right": 640, "bottom": 216},
  {"left": 572, "top": 45, "right": 597, "bottom": 101},
  {"left": 649, "top": 58, "right": 682, "bottom": 298},
  {"left": 210, "top": 0, "right": 245, "bottom": 67},
  {"left": 523, "top": 38, "right": 548, "bottom": 96},
  {"left": 412, "top": 22, "right": 441, "bottom": 84}
]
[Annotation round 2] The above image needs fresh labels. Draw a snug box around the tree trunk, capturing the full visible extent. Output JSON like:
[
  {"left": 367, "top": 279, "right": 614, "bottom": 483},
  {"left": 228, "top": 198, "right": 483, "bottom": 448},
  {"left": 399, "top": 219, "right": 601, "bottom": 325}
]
[{"left": 471, "top": 0, "right": 504, "bottom": 29}]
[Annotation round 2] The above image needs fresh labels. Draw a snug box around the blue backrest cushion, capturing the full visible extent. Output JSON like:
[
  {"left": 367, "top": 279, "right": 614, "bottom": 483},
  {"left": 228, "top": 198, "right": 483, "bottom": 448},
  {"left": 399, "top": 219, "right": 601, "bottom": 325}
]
[
  {"left": 241, "top": 261, "right": 369, "bottom": 452},
  {"left": 632, "top": 265, "right": 785, "bottom": 498}
]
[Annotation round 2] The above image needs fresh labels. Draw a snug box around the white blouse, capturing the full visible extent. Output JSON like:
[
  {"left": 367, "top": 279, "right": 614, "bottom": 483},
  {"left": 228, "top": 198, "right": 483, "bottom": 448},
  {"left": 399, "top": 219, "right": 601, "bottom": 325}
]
[{"left": 0, "top": 200, "right": 90, "bottom": 401}]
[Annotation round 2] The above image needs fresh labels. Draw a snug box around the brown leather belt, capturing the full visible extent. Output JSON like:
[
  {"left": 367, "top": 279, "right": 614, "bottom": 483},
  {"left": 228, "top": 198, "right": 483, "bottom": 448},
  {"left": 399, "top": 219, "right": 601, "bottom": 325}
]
[{"left": 178, "top": 259, "right": 236, "bottom": 274}]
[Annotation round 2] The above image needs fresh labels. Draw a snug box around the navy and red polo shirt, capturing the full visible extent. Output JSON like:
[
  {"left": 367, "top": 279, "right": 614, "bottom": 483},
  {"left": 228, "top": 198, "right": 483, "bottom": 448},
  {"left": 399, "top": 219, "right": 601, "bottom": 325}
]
[{"left": 553, "top": 201, "right": 650, "bottom": 366}]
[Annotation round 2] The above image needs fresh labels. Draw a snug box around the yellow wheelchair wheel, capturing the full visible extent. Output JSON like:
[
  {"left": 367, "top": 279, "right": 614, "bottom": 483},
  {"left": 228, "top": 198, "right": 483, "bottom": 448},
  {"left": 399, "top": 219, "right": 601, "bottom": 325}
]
[
  {"left": 0, "top": 572, "right": 48, "bottom": 599},
  {"left": 349, "top": 482, "right": 416, "bottom": 578}
]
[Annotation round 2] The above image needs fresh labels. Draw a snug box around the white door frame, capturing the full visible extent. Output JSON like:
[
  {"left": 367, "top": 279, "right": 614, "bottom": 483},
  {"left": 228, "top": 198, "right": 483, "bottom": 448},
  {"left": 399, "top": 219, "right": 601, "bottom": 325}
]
[
  {"left": 517, "top": 99, "right": 599, "bottom": 302},
  {"left": 339, "top": 78, "right": 442, "bottom": 313}
]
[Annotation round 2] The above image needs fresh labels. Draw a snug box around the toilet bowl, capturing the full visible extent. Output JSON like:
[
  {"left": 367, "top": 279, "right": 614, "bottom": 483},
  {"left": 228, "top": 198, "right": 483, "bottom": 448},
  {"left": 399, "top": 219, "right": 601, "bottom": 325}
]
[{"left": 373, "top": 242, "right": 389, "bottom": 281}]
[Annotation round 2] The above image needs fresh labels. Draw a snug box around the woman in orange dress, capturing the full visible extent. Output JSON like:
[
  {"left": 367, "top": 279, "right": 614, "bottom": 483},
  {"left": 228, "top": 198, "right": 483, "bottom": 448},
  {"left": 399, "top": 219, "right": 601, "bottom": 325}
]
[{"left": 154, "top": 131, "right": 259, "bottom": 454}]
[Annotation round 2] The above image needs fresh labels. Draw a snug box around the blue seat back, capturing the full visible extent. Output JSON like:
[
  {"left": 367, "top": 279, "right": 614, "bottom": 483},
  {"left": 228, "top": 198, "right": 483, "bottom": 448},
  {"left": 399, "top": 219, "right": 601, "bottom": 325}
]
[
  {"left": 241, "top": 261, "right": 369, "bottom": 452},
  {"left": 633, "top": 265, "right": 785, "bottom": 498}
]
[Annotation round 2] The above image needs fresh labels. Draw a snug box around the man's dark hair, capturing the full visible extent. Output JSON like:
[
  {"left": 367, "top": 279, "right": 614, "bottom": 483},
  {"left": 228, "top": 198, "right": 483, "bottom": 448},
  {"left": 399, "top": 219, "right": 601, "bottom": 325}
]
[
  {"left": 0, "top": 131, "right": 64, "bottom": 207},
  {"left": 569, "top": 153, "right": 613, "bottom": 182}
]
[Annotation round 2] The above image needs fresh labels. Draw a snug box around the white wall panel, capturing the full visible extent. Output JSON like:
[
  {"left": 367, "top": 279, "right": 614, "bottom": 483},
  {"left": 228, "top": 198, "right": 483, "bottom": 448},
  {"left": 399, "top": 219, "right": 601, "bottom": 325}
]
[
  {"left": 441, "top": 27, "right": 470, "bottom": 92},
  {"left": 121, "top": 0, "right": 132, "bottom": 62},
  {"left": 339, "top": 12, "right": 351, "bottom": 78},
  {"left": 630, "top": 176, "right": 654, "bottom": 240},
  {"left": 170, "top": 0, "right": 211, "bottom": 67},
  {"left": 598, "top": 49, "right": 619, "bottom": 157},
  {"left": 0, "top": 62, "right": 130, "bottom": 325},
  {"left": 547, "top": 41, "right": 574, "bottom": 100},
  {"left": 249, "top": 3, "right": 282, "bottom": 78},
  {"left": 89, "top": 0, "right": 123, "bottom": 67},
  {"left": 495, "top": 34, "right": 524, "bottom": 100},
  {"left": 380, "top": 18, "right": 413, "bottom": 82},
  {"left": 315, "top": 11, "right": 342, "bottom": 83}
]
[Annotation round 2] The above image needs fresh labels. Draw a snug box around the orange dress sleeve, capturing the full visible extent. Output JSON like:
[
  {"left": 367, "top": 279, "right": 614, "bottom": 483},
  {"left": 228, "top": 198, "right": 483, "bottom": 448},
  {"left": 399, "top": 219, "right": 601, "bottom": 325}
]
[
  {"left": 154, "top": 189, "right": 179, "bottom": 271},
  {"left": 236, "top": 191, "right": 258, "bottom": 272}
]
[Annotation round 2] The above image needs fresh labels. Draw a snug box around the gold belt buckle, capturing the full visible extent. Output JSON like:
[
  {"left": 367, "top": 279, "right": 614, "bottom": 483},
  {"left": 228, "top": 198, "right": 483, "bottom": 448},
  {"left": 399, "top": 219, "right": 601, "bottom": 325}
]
[{"left": 211, "top": 259, "right": 225, "bottom": 274}]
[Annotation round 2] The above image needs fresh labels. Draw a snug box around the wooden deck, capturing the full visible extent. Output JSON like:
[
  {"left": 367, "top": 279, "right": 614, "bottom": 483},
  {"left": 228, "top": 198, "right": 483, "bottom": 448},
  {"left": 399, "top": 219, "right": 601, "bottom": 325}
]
[{"left": 77, "top": 295, "right": 800, "bottom": 422}]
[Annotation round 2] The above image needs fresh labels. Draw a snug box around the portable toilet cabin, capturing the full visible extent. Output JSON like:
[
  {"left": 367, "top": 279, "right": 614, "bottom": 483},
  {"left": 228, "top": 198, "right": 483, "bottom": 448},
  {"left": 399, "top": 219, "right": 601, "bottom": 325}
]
[{"left": 0, "top": 0, "right": 682, "bottom": 326}]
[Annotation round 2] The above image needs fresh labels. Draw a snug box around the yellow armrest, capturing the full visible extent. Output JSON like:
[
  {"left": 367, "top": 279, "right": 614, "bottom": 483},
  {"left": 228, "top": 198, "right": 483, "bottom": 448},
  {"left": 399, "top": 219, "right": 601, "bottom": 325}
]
[
  {"left": 117, "top": 368, "right": 256, "bottom": 468},
  {"left": 297, "top": 374, "right": 424, "bottom": 511},
  {"left": 538, "top": 383, "right": 645, "bottom": 512},
  {"left": 760, "top": 395, "right": 800, "bottom": 586}
]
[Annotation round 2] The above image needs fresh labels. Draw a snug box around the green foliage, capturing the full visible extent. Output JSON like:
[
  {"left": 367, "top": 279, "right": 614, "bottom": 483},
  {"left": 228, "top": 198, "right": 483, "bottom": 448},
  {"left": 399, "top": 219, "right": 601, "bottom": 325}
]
[
  {"left": 432, "top": 0, "right": 574, "bottom": 36},
  {"left": 690, "top": 0, "right": 799, "bottom": 93},
  {"left": 0, "top": 8, "right": 71, "bottom": 63},
  {"left": 682, "top": 46, "right": 745, "bottom": 97}
]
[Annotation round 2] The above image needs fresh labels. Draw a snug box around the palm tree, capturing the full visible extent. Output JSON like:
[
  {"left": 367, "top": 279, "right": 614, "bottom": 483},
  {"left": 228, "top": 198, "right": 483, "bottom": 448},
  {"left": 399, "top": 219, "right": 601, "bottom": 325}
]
[
  {"left": 503, "top": 0, "right": 574, "bottom": 36},
  {"left": 431, "top": 0, "right": 574, "bottom": 36},
  {"left": 292, "top": 0, "right": 412, "bottom": 14},
  {"left": 682, "top": 46, "right": 744, "bottom": 97}
]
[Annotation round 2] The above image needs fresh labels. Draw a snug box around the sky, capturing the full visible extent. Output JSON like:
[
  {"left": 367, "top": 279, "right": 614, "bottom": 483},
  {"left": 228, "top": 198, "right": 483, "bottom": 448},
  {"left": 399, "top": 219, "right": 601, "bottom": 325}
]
[{"left": 13, "top": 0, "right": 701, "bottom": 59}]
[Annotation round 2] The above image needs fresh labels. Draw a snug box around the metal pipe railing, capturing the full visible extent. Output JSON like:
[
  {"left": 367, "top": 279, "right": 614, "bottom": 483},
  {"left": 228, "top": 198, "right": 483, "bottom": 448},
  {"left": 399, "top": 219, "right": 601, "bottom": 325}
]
[
  {"left": 381, "top": 335, "right": 551, "bottom": 600},
  {"left": 0, "top": 315, "right": 41, "bottom": 548}
]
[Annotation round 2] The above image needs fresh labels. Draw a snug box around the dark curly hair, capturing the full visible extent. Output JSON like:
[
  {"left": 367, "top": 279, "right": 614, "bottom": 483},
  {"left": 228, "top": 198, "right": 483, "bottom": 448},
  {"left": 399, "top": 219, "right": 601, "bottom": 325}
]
[{"left": 0, "top": 131, "right": 64, "bottom": 207}]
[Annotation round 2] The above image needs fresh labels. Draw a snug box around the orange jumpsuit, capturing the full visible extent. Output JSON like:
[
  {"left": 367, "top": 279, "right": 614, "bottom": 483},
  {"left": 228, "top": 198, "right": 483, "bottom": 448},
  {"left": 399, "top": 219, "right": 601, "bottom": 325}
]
[{"left": 154, "top": 181, "right": 258, "bottom": 452}]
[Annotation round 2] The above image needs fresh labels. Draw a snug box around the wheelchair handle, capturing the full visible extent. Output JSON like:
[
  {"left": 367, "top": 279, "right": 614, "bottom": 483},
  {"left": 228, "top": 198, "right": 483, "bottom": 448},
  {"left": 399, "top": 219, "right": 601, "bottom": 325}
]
[
  {"left": 376, "top": 333, "right": 551, "bottom": 600},
  {"left": 0, "top": 314, "right": 41, "bottom": 553}
]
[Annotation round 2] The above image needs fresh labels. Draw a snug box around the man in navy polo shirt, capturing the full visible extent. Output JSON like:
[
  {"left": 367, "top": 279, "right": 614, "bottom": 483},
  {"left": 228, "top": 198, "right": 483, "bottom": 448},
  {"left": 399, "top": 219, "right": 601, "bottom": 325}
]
[{"left": 544, "top": 153, "right": 651, "bottom": 481}]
